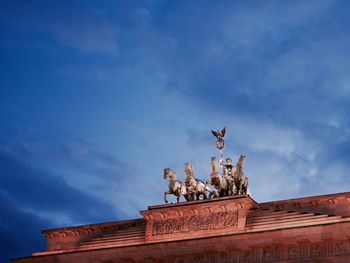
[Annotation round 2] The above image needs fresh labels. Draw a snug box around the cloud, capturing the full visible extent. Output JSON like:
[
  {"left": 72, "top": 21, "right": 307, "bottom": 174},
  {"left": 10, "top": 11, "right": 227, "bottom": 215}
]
[
  {"left": 0, "top": 146, "right": 128, "bottom": 261},
  {"left": 0, "top": 149, "right": 121, "bottom": 223},
  {"left": 0, "top": 191, "right": 49, "bottom": 263},
  {"left": 0, "top": 1, "right": 119, "bottom": 54}
]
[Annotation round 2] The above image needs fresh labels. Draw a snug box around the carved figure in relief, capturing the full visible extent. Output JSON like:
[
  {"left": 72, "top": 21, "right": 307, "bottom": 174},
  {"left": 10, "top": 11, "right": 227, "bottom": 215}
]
[
  {"left": 184, "top": 163, "right": 212, "bottom": 200},
  {"left": 334, "top": 242, "right": 346, "bottom": 255},
  {"left": 209, "top": 157, "right": 234, "bottom": 197},
  {"left": 262, "top": 247, "right": 274, "bottom": 262},
  {"left": 288, "top": 246, "right": 299, "bottom": 259},
  {"left": 232, "top": 155, "right": 249, "bottom": 195},
  {"left": 163, "top": 168, "right": 192, "bottom": 203},
  {"left": 311, "top": 243, "right": 323, "bottom": 258}
]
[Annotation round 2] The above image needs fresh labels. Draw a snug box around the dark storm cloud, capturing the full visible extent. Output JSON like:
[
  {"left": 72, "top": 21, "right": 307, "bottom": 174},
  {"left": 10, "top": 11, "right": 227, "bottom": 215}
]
[
  {"left": 0, "top": 192, "right": 49, "bottom": 263},
  {"left": 0, "top": 148, "right": 124, "bottom": 262},
  {"left": 0, "top": 149, "right": 120, "bottom": 222}
]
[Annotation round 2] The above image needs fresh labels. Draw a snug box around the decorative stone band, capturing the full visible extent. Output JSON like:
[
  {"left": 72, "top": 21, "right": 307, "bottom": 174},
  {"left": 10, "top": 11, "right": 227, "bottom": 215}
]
[
  {"left": 141, "top": 195, "right": 257, "bottom": 242},
  {"left": 153, "top": 210, "right": 238, "bottom": 235},
  {"left": 113, "top": 238, "right": 350, "bottom": 263},
  {"left": 259, "top": 191, "right": 350, "bottom": 217},
  {"left": 42, "top": 218, "right": 145, "bottom": 239},
  {"left": 41, "top": 218, "right": 146, "bottom": 251}
]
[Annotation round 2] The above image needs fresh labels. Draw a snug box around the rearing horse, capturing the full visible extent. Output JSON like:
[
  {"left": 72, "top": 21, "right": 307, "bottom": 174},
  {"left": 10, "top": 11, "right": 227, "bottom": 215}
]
[
  {"left": 163, "top": 168, "right": 191, "bottom": 203},
  {"left": 184, "top": 163, "right": 211, "bottom": 200},
  {"left": 233, "top": 155, "right": 249, "bottom": 195}
]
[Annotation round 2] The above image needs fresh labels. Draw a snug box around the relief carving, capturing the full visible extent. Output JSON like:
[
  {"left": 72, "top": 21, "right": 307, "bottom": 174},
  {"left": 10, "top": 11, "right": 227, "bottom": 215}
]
[
  {"left": 262, "top": 247, "right": 275, "bottom": 262},
  {"left": 173, "top": 258, "right": 186, "bottom": 263},
  {"left": 334, "top": 241, "right": 346, "bottom": 256},
  {"left": 217, "top": 252, "right": 230, "bottom": 263},
  {"left": 152, "top": 211, "right": 237, "bottom": 235},
  {"left": 311, "top": 242, "right": 324, "bottom": 258},
  {"left": 240, "top": 250, "right": 253, "bottom": 263},
  {"left": 287, "top": 245, "right": 299, "bottom": 260},
  {"left": 189, "top": 254, "right": 211, "bottom": 263}
]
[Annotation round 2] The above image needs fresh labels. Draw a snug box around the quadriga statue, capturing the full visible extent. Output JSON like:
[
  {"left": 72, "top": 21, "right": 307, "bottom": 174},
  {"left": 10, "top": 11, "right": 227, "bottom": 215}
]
[{"left": 163, "top": 155, "right": 249, "bottom": 203}]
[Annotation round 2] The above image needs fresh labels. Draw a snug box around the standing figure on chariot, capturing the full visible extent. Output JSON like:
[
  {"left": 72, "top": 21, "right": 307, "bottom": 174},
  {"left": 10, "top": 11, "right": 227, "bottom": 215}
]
[
  {"left": 220, "top": 157, "right": 235, "bottom": 177},
  {"left": 219, "top": 157, "right": 236, "bottom": 195}
]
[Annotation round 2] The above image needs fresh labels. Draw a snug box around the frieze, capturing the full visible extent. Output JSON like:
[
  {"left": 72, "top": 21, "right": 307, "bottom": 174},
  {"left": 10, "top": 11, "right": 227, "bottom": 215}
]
[
  {"left": 335, "top": 241, "right": 347, "bottom": 256},
  {"left": 110, "top": 238, "right": 350, "bottom": 263},
  {"left": 311, "top": 242, "right": 324, "bottom": 258},
  {"left": 262, "top": 247, "right": 274, "bottom": 262},
  {"left": 287, "top": 245, "right": 299, "bottom": 260},
  {"left": 152, "top": 210, "right": 238, "bottom": 235}
]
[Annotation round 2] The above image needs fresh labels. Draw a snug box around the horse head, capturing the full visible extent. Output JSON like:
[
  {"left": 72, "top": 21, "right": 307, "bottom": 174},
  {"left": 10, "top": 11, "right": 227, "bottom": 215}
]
[
  {"left": 163, "top": 168, "right": 177, "bottom": 180},
  {"left": 184, "top": 162, "right": 194, "bottom": 178},
  {"left": 235, "top": 155, "right": 246, "bottom": 179},
  {"left": 237, "top": 155, "right": 246, "bottom": 168},
  {"left": 210, "top": 157, "right": 219, "bottom": 173}
]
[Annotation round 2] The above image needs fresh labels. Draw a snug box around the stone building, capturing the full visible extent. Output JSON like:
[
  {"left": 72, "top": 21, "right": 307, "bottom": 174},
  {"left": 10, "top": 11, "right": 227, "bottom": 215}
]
[{"left": 13, "top": 192, "right": 350, "bottom": 263}]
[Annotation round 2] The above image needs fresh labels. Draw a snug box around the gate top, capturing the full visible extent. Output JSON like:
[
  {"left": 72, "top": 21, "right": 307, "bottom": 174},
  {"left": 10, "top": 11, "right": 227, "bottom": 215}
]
[{"left": 140, "top": 195, "right": 257, "bottom": 242}]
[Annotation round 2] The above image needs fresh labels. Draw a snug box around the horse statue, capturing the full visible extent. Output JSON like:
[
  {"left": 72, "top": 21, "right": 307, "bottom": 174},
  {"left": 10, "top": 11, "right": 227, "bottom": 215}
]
[
  {"left": 163, "top": 168, "right": 191, "bottom": 203},
  {"left": 184, "top": 163, "right": 211, "bottom": 200},
  {"left": 209, "top": 157, "right": 234, "bottom": 197},
  {"left": 233, "top": 155, "right": 249, "bottom": 195}
]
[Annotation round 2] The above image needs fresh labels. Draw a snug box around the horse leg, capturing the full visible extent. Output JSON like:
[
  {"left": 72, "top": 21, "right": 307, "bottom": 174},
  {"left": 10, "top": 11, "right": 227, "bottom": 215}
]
[
  {"left": 240, "top": 183, "right": 244, "bottom": 195},
  {"left": 184, "top": 193, "right": 194, "bottom": 201},
  {"left": 176, "top": 195, "right": 180, "bottom": 203},
  {"left": 231, "top": 182, "right": 237, "bottom": 195},
  {"left": 219, "top": 189, "right": 225, "bottom": 197},
  {"left": 164, "top": 191, "right": 170, "bottom": 203},
  {"left": 227, "top": 186, "right": 231, "bottom": 196},
  {"left": 243, "top": 177, "right": 249, "bottom": 195},
  {"left": 236, "top": 180, "right": 241, "bottom": 195},
  {"left": 241, "top": 180, "right": 247, "bottom": 195},
  {"left": 191, "top": 193, "right": 195, "bottom": 201},
  {"left": 203, "top": 192, "right": 207, "bottom": 199}
]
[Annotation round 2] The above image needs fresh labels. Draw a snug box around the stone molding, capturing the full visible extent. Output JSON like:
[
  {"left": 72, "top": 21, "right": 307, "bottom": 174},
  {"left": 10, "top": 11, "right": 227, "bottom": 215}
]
[
  {"left": 259, "top": 191, "right": 350, "bottom": 216},
  {"left": 110, "top": 238, "right": 350, "bottom": 263},
  {"left": 42, "top": 219, "right": 145, "bottom": 238}
]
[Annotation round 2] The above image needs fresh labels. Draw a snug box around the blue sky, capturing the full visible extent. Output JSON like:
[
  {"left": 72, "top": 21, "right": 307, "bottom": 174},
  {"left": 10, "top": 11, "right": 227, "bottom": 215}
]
[{"left": 1, "top": 0, "right": 350, "bottom": 261}]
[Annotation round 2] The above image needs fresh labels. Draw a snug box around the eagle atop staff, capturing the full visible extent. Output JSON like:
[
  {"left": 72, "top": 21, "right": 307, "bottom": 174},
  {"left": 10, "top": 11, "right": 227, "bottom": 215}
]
[{"left": 211, "top": 126, "right": 226, "bottom": 152}]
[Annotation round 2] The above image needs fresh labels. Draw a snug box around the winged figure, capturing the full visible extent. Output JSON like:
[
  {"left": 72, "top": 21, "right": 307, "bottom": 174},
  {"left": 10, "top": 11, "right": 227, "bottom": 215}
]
[{"left": 211, "top": 127, "right": 226, "bottom": 151}]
